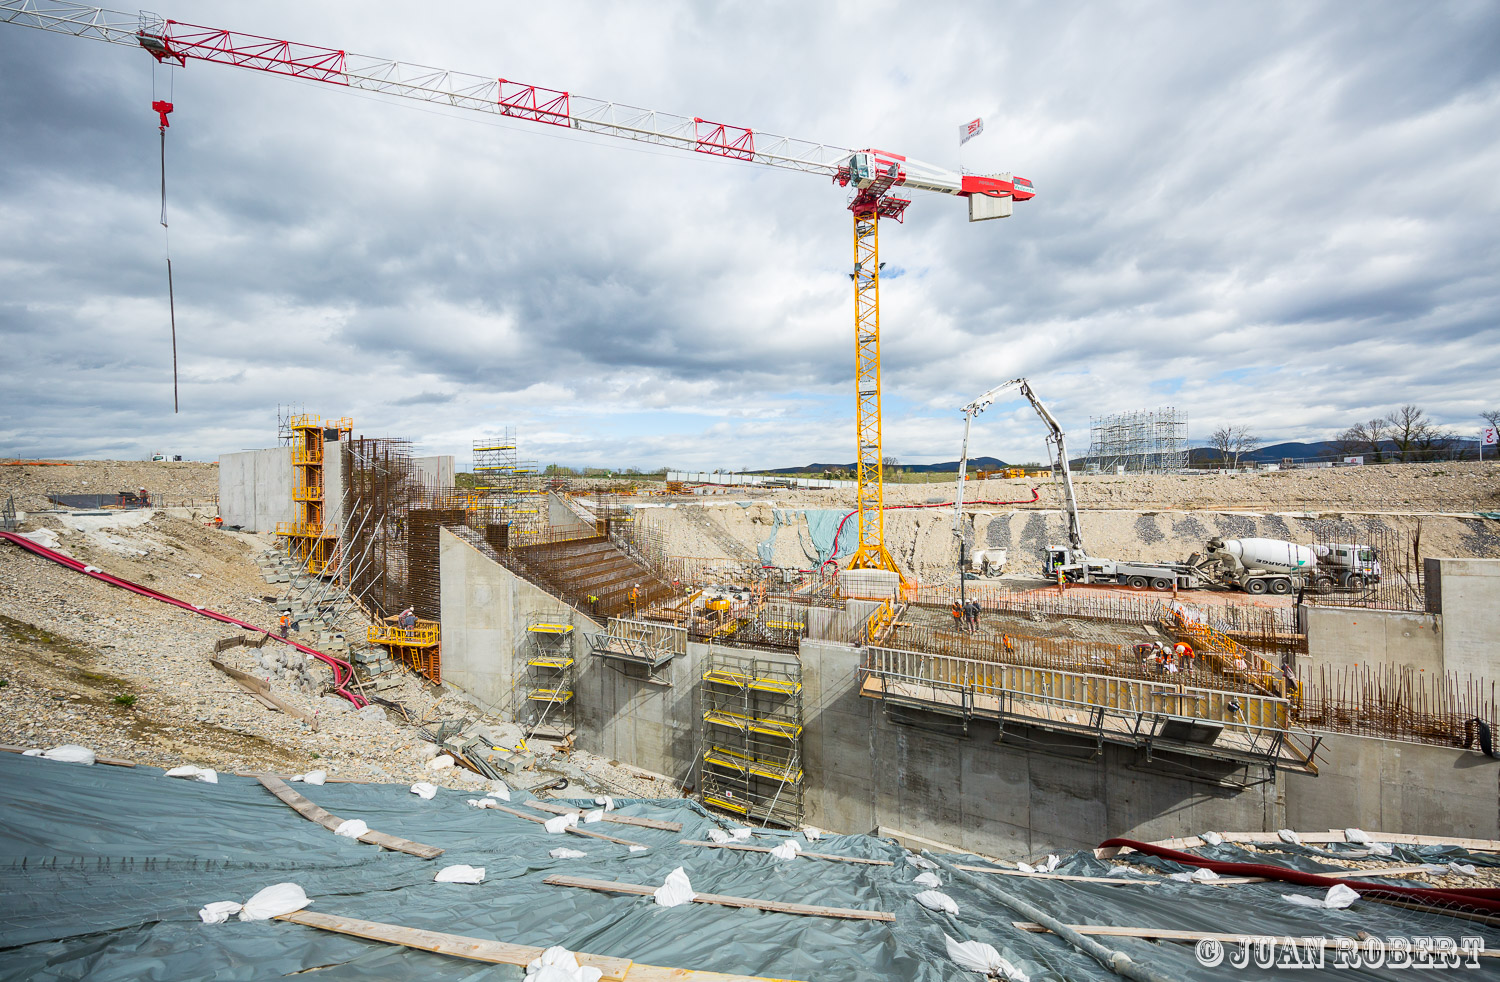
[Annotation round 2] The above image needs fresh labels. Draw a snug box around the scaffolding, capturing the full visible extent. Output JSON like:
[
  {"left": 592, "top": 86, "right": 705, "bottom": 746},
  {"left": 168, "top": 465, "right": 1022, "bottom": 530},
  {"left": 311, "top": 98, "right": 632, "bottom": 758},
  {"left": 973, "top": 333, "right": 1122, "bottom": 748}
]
[
  {"left": 522, "top": 622, "right": 576, "bottom": 740},
  {"left": 1084, "top": 407, "right": 1188, "bottom": 474},
  {"left": 473, "top": 431, "right": 519, "bottom": 490},
  {"left": 368, "top": 619, "right": 441, "bottom": 682},
  {"left": 698, "top": 646, "right": 804, "bottom": 828},
  {"left": 276, "top": 413, "right": 352, "bottom": 575}
]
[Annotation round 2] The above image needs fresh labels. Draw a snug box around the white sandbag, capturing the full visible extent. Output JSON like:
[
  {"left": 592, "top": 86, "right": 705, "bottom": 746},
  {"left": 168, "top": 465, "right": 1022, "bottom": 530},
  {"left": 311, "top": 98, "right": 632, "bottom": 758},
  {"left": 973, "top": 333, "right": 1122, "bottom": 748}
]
[
  {"left": 550, "top": 848, "right": 588, "bottom": 859},
  {"left": 434, "top": 864, "right": 486, "bottom": 884},
  {"left": 1277, "top": 828, "right": 1301, "bottom": 844},
  {"left": 803, "top": 826, "right": 823, "bottom": 841},
  {"left": 22, "top": 749, "right": 42, "bottom": 756},
  {"left": 239, "top": 882, "right": 310, "bottom": 921},
  {"left": 1169, "top": 868, "right": 1220, "bottom": 883},
  {"left": 524, "top": 945, "right": 604, "bottom": 982},
  {"left": 467, "top": 798, "right": 502, "bottom": 809},
  {"left": 19, "top": 528, "right": 61, "bottom": 549},
  {"left": 409, "top": 782, "right": 437, "bottom": 799},
  {"left": 1448, "top": 862, "right": 1479, "bottom": 877},
  {"left": 1201, "top": 831, "right": 1224, "bottom": 846},
  {"left": 544, "top": 813, "right": 579, "bottom": 835},
  {"left": 165, "top": 765, "right": 218, "bottom": 783},
  {"left": 198, "top": 901, "right": 243, "bottom": 923},
  {"left": 1344, "top": 828, "right": 1372, "bottom": 845},
  {"left": 427, "top": 755, "right": 455, "bottom": 771},
  {"left": 333, "top": 819, "right": 368, "bottom": 838},
  {"left": 41, "top": 745, "right": 96, "bottom": 765},
  {"left": 1041, "top": 854, "right": 1060, "bottom": 872},
  {"left": 652, "top": 867, "right": 696, "bottom": 908},
  {"left": 594, "top": 795, "right": 615, "bottom": 811},
  {"left": 914, "top": 871, "right": 942, "bottom": 889},
  {"left": 769, "top": 840, "right": 802, "bottom": 861},
  {"left": 581, "top": 809, "right": 604, "bottom": 824},
  {"left": 1282, "top": 883, "right": 1359, "bottom": 909},
  {"left": 628, "top": 845, "right": 649, "bottom": 853},
  {"left": 906, "top": 852, "right": 937, "bottom": 870},
  {"left": 302, "top": 770, "right": 327, "bottom": 785},
  {"left": 488, "top": 782, "right": 512, "bottom": 801},
  {"left": 1016, "top": 861, "right": 1035, "bottom": 873},
  {"left": 729, "top": 828, "right": 752, "bottom": 841},
  {"left": 707, "top": 829, "right": 731, "bottom": 844},
  {"left": 944, "top": 934, "right": 1029, "bottom": 981},
  {"left": 1368, "top": 841, "right": 1393, "bottom": 857},
  {"left": 915, "top": 890, "right": 959, "bottom": 915}
]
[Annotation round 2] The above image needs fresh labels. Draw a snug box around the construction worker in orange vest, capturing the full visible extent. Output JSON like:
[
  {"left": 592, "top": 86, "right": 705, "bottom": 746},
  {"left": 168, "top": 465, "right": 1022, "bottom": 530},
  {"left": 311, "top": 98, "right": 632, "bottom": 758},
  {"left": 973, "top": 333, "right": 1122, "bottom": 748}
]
[
  {"left": 1174, "top": 641, "right": 1194, "bottom": 675},
  {"left": 629, "top": 584, "right": 640, "bottom": 615},
  {"left": 278, "top": 613, "right": 290, "bottom": 639}
]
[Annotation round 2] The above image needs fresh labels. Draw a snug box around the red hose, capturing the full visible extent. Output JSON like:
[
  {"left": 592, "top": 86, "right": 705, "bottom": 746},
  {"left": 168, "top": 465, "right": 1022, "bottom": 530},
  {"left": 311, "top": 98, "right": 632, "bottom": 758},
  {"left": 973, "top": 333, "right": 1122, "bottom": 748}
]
[
  {"left": 1099, "top": 837, "right": 1500, "bottom": 914},
  {"left": 823, "top": 487, "right": 1042, "bottom": 569},
  {"left": 0, "top": 531, "right": 367, "bottom": 708}
]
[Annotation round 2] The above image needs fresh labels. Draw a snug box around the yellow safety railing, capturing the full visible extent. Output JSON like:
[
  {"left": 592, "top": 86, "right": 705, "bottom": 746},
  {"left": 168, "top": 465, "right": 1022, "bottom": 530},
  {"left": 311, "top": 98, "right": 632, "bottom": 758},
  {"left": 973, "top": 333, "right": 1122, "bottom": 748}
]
[
  {"left": 292, "top": 446, "right": 323, "bottom": 464},
  {"left": 703, "top": 745, "right": 803, "bottom": 784},
  {"left": 289, "top": 414, "right": 322, "bottom": 430},
  {"left": 867, "top": 600, "right": 896, "bottom": 642},
  {"left": 368, "top": 620, "right": 440, "bottom": 648},
  {"left": 292, "top": 484, "right": 323, "bottom": 502},
  {"left": 1161, "top": 608, "right": 1284, "bottom": 695}
]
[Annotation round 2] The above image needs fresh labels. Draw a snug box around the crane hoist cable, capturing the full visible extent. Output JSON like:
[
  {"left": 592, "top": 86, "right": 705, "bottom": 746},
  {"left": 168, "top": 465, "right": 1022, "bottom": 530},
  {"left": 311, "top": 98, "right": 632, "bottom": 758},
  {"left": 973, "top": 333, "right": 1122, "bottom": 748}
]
[{"left": 151, "top": 60, "right": 178, "bottom": 413}]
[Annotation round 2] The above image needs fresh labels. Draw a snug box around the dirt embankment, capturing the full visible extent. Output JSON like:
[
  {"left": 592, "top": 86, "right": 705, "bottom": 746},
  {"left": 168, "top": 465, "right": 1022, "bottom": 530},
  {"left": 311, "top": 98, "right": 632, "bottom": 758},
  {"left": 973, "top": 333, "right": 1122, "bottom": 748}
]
[{"left": 1, "top": 459, "right": 220, "bottom": 511}]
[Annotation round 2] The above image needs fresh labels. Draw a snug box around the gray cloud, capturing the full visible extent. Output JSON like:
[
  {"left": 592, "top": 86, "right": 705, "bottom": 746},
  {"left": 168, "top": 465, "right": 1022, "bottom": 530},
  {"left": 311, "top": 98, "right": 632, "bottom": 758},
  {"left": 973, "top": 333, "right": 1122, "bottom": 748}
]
[{"left": 1, "top": 0, "right": 1498, "bottom": 469}]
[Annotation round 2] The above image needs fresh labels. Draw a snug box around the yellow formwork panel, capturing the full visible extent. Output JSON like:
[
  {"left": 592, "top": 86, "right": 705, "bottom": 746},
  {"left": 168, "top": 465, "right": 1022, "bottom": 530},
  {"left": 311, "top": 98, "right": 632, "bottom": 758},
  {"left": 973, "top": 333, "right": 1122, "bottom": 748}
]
[
  {"left": 702, "top": 669, "right": 801, "bottom": 696},
  {"left": 703, "top": 745, "right": 802, "bottom": 784},
  {"left": 702, "top": 709, "right": 802, "bottom": 740},
  {"left": 528, "top": 623, "right": 574, "bottom": 635},
  {"left": 528, "top": 688, "right": 573, "bottom": 703}
]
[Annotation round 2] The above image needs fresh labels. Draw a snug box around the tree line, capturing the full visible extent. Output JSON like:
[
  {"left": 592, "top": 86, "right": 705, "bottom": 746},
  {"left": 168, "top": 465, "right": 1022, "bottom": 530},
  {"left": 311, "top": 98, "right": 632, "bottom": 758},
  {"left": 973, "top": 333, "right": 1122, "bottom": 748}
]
[{"left": 1332, "top": 406, "right": 1499, "bottom": 463}]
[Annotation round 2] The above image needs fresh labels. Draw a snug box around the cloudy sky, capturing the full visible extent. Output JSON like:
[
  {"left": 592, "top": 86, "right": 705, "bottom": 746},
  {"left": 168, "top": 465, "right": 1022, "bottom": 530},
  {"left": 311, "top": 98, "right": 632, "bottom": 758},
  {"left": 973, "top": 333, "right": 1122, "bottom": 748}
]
[{"left": 2, "top": 1, "right": 1497, "bottom": 470}]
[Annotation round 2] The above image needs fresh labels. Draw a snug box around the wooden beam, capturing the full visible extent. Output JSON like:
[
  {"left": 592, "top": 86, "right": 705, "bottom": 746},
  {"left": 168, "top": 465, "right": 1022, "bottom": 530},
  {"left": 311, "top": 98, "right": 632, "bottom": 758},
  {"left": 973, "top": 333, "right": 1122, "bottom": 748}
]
[
  {"left": 953, "top": 865, "right": 1158, "bottom": 885},
  {"left": 1010, "top": 921, "right": 1500, "bottom": 958},
  {"left": 1096, "top": 830, "right": 1500, "bottom": 858},
  {"left": 524, "top": 799, "right": 682, "bottom": 832},
  {"left": 543, "top": 874, "right": 895, "bottom": 922},
  {"left": 210, "top": 657, "right": 315, "bottom": 725},
  {"left": 276, "top": 909, "right": 803, "bottom": 980},
  {"left": 478, "top": 800, "right": 646, "bottom": 848},
  {"left": 680, "top": 840, "right": 893, "bottom": 867},
  {"left": 0, "top": 743, "right": 135, "bottom": 767},
  {"left": 256, "top": 776, "right": 443, "bottom": 859}
]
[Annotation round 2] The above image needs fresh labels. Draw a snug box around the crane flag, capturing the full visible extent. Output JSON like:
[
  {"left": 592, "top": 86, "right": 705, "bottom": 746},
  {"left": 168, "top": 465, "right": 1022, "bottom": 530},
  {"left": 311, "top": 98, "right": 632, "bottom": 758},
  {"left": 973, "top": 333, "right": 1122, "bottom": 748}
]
[{"left": 959, "top": 117, "right": 984, "bottom": 145}]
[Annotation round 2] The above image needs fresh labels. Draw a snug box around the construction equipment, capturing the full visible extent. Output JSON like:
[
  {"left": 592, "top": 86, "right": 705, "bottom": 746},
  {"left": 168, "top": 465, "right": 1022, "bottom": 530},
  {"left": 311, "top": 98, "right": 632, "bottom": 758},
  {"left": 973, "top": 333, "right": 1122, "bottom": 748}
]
[
  {"left": 0, "top": 2, "right": 1034, "bottom": 589},
  {"left": 1189, "top": 537, "right": 1382, "bottom": 595}
]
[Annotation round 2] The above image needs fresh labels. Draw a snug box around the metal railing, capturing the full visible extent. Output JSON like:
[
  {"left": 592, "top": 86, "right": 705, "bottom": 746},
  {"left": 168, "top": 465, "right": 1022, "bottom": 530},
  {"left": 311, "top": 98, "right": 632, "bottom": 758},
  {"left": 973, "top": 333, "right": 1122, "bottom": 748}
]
[{"left": 368, "top": 619, "right": 440, "bottom": 647}]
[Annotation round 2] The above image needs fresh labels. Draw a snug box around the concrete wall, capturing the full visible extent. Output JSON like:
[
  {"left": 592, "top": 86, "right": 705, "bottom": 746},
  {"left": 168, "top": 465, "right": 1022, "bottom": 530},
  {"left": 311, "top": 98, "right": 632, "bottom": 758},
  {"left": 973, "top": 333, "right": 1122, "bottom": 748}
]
[
  {"left": 438, "top": 527, "right": 601, "bottom": 717},
  {"left": 414, "top": 455, "right": 455, "bottom": 490},
  {"left": 1284, "top": 732, "right": 1499, "bottom": 839},
  {"left": 323, "top": 437, "right": 344, "bottom": 534},
  {"left": 217, "top": 447, "right": 293, "bottom": 533},
  {"left": 548, "top": 493, "right": 595, "bottom": 532},
  {"left": 1302, "top": 606, "right": 1444, "bottom": 673},
  {"left": 1429, "top": 558, "right": 1500, "bottom": 679},
  {"left": 798, "top": 639, "right": 1278, "bottom": 858}
]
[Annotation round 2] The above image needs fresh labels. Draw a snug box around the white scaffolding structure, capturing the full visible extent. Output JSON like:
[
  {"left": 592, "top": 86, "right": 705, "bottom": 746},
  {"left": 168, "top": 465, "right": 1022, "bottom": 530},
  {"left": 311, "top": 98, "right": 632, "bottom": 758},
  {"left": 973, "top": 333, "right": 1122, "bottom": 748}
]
[{"left": 1084, "top": 408, "right": 1189, "bottom": 474}]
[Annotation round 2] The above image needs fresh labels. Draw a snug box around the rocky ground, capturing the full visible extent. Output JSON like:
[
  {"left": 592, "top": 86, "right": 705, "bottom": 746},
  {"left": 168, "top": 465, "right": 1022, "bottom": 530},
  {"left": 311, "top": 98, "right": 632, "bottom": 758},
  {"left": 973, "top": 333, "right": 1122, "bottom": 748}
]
[
  {"left": 0, "top": 506, "right": 680, "bottom": 800},
  {"left": 1, "top": 458, "right": 220, "bottom": 511},
  {"left": 628, "top": 462, "right": 1500, "bottom": 584}
]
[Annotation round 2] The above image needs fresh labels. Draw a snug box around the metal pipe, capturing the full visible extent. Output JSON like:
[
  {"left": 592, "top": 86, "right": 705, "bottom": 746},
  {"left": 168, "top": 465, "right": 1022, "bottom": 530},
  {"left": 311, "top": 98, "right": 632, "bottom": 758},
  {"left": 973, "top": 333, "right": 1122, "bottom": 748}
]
[{"left": 925, "top": 852, "right": 1173, "bottom": 982}]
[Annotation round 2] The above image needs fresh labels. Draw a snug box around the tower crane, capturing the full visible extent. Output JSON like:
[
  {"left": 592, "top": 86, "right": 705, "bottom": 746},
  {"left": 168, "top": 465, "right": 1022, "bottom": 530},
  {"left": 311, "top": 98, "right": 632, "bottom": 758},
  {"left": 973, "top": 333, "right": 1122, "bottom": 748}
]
[{"left": 1, "top": 1, "right": 1035, "bottom": 586}]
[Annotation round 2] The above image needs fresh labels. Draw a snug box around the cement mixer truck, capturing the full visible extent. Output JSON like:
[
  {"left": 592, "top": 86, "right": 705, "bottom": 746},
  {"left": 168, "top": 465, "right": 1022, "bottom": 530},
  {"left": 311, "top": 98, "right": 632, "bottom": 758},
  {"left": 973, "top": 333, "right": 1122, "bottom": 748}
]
[{"left": 1187, "top": 537, "right": 1381, "bottom": 595}]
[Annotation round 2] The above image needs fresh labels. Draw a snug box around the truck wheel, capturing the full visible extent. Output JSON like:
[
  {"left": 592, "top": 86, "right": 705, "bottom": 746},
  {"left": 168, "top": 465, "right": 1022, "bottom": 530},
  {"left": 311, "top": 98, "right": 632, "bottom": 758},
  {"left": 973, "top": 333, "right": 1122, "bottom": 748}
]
[
  {"left": 1314, "top": 576, "right": 1335, "bottom": 594},
  {"left": 1345, "top": 574, "right": 1367, "bottom": 590},
  {"left": 1150, "top": 577, "right": 1173, "bottom": 591},
  {"left": 1270, "top": 578, "right": 1292, "bottom": 595},
  {"left": 1127, "top": 576, "right": 1147, "bottom": 589},
  {"left": 1246, "top": 579, "right": 1270, "bottom": 595}
]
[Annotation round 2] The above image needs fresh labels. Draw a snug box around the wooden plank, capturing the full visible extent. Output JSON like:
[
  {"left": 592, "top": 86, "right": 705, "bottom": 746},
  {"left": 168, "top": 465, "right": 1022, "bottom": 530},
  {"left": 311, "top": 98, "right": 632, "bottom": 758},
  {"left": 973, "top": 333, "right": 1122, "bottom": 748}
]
[
  {"left": 0, "top": 743, "right": 135, "bottom": 767},
  {"left": 525, "top": 799, "right": 682, "bottom": 832},
  {"left": 1010, "top": 921, "right": 1500, "bottom": 958},
  {"left": 543, "top": 874, "right": 895, "bottom": 922},
  {"left": 256, "top": 776, "right": 444, "bottom": 859},
  {"left": 210, "top": 657, "right": 316, "bottom": 725},
  {"left": 953, "top": 865, "right": 1158, "bottom": 885},
  {"left": 275, "top": 908, "right": 805, "bottom": 981},
  {"left": 680, "top": 839, "right": 894, "bottom": 867},
  {"left": 480, "top": 800, "right": 646, "bottom": 847}
]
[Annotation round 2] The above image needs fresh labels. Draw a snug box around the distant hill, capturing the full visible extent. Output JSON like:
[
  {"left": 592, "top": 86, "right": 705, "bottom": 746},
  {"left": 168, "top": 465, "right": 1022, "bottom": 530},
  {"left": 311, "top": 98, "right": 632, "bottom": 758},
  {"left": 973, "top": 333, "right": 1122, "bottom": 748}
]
[{"left": 767, "top": 456, "right": 1010, "bottom": 475}]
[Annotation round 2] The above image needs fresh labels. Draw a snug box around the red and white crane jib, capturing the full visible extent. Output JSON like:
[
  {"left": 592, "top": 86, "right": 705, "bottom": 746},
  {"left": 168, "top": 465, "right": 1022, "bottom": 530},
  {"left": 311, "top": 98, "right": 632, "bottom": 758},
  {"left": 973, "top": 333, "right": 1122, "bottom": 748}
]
[{"left": 1, "top": 0, "right": 1033, "bottom": 215}]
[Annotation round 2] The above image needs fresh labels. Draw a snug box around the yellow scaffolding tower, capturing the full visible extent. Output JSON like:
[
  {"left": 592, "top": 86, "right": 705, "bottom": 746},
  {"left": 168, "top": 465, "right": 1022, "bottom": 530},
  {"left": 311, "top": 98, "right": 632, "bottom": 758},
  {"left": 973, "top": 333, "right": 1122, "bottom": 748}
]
[{"left": 278, "top": 414, "right": 351, "bottom": 576}]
